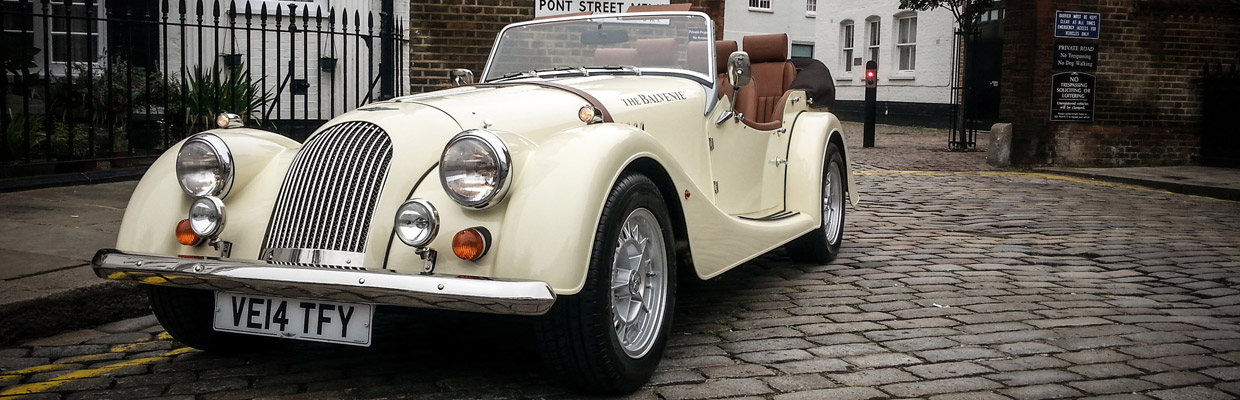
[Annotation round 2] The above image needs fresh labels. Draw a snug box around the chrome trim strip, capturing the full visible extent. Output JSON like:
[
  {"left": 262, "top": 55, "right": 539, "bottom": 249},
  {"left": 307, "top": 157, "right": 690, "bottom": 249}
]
[
  {"left": 261, "top": 248, "right": 368, "bottom": 269},
  {"left": 93, "top": 249, "right": 557, "bottom": 316}
]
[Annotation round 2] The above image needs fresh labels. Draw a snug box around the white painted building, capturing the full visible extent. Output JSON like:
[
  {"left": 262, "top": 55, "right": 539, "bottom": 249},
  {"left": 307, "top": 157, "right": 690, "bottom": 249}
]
[
  {"left": 722, "top": 0, "right": 819, "bottom": 59},
  {"left": 724, "top": 0, "right": 959, "bottom": 124},
  {"left": 815, "top": 0, "right": 955, "bottom": 105}
]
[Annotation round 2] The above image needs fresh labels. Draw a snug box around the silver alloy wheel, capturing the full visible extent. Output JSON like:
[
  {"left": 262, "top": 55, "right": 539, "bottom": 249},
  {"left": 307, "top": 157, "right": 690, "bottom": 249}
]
[
  {"left": 823, "top": 161, "right": 844, "bottom": 245},
  {"left": 610, "top": 207, "right": 668, "bottom": 359}
]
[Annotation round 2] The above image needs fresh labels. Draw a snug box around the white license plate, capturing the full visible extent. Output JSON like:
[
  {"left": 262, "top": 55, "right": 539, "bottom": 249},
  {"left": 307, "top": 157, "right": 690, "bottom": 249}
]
[{"left": 213, "top": 292, "right": 373, "bottom": 346}]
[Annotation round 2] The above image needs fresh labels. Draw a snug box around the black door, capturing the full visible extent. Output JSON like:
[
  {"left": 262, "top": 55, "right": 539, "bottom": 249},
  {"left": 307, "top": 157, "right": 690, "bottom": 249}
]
[
  {"left": 1201, "top": 64, "right": 1240, "bottom": 168},
  {"left": 966, "top": 8, "right": 1003, "bottom": 130}
]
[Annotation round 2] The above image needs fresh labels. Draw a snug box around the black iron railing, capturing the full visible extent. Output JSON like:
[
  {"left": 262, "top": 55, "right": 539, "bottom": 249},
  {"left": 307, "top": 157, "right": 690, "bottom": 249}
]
[{"left": 1, "top": 0, "right": 406, "bottom": 178}]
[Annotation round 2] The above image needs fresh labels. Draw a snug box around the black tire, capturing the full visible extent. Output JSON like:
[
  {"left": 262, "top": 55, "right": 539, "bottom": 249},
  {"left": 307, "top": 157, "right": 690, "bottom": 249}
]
[
  {"left": 787, "top": 141, "right": 846, "bottom": 263},
  {"left": 536, "top": 173, "right": 677, "bottom": 394},
  {"left": 148, "top": 286, "right": 271, "bottom": 352}
]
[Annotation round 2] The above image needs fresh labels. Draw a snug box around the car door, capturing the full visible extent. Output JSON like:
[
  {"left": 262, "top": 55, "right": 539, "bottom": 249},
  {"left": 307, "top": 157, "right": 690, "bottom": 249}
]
[{"left": 707, "top": 102, "right": 789, "bottom": 217}]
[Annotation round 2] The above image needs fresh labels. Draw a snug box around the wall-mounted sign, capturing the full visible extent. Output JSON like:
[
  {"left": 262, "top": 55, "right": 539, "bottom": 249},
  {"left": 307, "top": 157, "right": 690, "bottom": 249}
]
[
  {"left": 1051, "top": 72, "right": 1095, "bottom": 122},
  {"left": 1054, "top": 42, "right": 1098, "bottom": 70},
  {"left": 535, "top": 0, "right": 670, "bottom": 19},
  {"left": 1055, "top": 11, "right": 1100, "bottom": 39}
]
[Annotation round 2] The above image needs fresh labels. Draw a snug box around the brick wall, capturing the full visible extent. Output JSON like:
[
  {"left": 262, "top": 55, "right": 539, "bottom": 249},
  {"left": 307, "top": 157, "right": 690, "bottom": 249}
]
[
  {"left": 1000, "top": 0, "right": 1240, "bottom": 167},
  {"left": 407, "top": 0, "right": 724, "bottom": 94}
]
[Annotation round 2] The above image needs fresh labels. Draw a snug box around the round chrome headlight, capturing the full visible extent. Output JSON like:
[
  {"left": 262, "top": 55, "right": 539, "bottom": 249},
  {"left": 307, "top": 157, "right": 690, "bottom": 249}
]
[
  {"left": 440, "top": 129, "right": 512, "bottom": 209},
  {"left": 395, "top": 199, "right": 439, "bottom": 247},
  {"left": 188, "top": 196, "right": 226, "bottom": 238},
  {"left": 176, "top": 134, "right": 234, "bottom": 198}
]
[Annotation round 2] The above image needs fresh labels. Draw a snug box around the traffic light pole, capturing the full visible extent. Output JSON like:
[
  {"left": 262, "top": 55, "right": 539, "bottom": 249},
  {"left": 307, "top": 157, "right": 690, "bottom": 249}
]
[{"left": 864, "top": 61, "right": 877, "bottom": 148}]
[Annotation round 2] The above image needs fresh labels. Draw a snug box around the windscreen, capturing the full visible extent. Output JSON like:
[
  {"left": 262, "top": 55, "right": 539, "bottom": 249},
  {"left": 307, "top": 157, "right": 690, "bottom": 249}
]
[{"left": 483, "top": 13, "right": 714, "bottom": 83}]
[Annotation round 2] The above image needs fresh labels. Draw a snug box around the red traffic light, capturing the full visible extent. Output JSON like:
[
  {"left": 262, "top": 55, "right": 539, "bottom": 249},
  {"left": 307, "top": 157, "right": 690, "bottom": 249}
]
[{"left": 865, "top": 70, "right": 875, "bottom": 79}]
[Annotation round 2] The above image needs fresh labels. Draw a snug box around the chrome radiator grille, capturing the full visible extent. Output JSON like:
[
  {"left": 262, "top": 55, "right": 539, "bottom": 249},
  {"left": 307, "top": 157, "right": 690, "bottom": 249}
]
[{"left": 263, "top": 121, "right": 394, "bottom": 261}]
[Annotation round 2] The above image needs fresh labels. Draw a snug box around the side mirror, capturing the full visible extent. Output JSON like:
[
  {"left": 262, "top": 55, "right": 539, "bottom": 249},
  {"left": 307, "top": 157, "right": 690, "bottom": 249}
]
[
  {"left": 727, "top": 51, "right": 751, "bottom": 88},
  {"left": 450, "top": 69, "right": 474, "bottom": 86}
]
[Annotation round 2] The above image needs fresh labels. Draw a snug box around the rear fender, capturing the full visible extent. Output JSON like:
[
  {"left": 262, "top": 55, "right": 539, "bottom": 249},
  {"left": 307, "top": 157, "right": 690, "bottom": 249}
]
[{"left": 786, "top": 112, "right": 857, "bottom": 227}]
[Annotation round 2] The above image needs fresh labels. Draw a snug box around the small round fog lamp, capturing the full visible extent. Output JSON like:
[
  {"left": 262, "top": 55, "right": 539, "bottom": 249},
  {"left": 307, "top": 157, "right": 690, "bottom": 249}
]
[
  {"left": 395, "top": 199, "right": 439, "bottom": 247},
  {"left": 188, "top": 196, "right": 226, "bottom": 238}
]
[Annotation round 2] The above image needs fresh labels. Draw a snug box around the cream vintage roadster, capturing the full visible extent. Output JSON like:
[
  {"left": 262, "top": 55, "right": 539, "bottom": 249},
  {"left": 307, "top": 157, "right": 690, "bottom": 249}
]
[{"left": 92, "top": 10, "right": 858, "bottom": 393}]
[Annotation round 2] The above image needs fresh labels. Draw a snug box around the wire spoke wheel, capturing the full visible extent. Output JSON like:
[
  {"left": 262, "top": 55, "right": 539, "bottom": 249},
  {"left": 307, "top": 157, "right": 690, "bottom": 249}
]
[
  {"left": 787, "top": 141, "right": 846, "bottom": 263},
  {"left": 609, "top": 208, "right": 667, "bottom": 358},
  {"left": 535, "top": 173, "right": 676, "bottom": 394},
  {"left": 823, "top": 159, "right": 844, "bottom": 245}
]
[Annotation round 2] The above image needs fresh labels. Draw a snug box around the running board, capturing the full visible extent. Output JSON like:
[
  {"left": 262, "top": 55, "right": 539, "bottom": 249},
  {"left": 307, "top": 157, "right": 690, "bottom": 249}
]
[{"left": 737, "top": 210, "right": 800, "bottom": 221}]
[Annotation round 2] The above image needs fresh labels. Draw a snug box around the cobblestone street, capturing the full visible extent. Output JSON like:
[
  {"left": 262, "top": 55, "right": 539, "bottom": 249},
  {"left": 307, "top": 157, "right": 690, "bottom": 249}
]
[{"left": 2, "top": 128, "right": 1239, "bottom": 399}]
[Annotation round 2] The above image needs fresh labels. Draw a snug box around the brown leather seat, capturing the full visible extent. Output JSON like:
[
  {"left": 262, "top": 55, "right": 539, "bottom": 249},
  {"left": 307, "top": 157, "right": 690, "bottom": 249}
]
[
  {"left": 593, "top": 48, "right": 639, "bottom": 66},
  {"left": 716, "top": 40, "right": 738, "bottom": 99},
  {"left": 635, "top": 38, "right": 677, "bottom": 68},
  {"left": 739, "top": 33, "right": 796, "bottom": 130}
]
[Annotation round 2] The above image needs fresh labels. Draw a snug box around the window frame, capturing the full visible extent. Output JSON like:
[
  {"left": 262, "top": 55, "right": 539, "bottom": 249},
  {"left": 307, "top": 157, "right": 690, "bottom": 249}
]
[
  {"left": 748, "top": 0, "right": 771, "bottom": 12},
  {"left": 840, "top": 21, "right": 854, "bottom": 74},
  {"left": 3, "top": 0, "right": 106, "bottom": 77},
  {"left": 791, "top": 43, "right": 813, "bottom": 59},
  {"left": 896, "top": 13, "right": 917, "bottom": 73},
  {"left": 806, "top": 0, "right": 816, "bottom": 17},
  {"left": 865, "top": 17, "right": 881, "bottom": 67}
]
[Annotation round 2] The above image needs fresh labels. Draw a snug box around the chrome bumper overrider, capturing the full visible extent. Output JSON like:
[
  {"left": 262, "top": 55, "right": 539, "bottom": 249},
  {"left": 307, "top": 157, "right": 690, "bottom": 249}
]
[{"left": 92, "top": 249, "right": 556, "bottom": 316}]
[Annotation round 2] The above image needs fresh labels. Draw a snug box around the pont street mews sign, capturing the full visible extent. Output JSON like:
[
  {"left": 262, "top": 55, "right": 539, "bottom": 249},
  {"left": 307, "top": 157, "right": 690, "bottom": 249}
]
[
  {"left": 536, "top": 0, "right": 668, "bottom": 18},
  {"left": 1051, "top": 72, "right": 1095, "bottom": 122},
  {"left": 1054, "top": 42, "right": 1098, "bottom": 71},
  {"left": 1055, "top": 11, "right": 1100, "bottom": 39}
]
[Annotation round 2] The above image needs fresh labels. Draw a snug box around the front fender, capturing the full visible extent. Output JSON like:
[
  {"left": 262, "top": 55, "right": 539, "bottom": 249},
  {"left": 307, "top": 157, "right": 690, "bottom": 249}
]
[
  {"left": 498, "top": 124, "right": 677, "bottom": 295},
  {"left": 115, "top": 128, "right": 300, "bottom": 256}
]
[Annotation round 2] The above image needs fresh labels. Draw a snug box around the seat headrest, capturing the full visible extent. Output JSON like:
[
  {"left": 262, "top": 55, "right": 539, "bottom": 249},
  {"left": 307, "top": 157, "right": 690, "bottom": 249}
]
[
  {"left": 742, "top": 33, "right": 788, "bottom": 63},
  {"left": 635, "top": 38, "right": 677, "bottom": 67},
  {"left": 594, "top": 48, "right": 639, "bottom": 66},
  {"left": 715, "top": 40, "right": 738, "bottom": 74}
]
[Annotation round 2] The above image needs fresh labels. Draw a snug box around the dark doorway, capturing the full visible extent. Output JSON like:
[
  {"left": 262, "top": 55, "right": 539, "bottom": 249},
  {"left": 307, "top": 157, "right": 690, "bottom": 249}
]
[
  {"left": 967, "top": 6, "right": 1003, "bottom": 130},
  {"left": 106, "top": 0, "right": 161, "bottom": 71},
  {"left": 1201, "top": 64, "right": 1240, "bottom": 168}
]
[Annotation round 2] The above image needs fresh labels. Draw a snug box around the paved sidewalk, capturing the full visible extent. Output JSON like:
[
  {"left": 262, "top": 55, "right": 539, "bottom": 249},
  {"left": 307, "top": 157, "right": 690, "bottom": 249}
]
[
  {"left": 0, "top": 181, "right": 147, "bottom": 344},
  {"left": 1043, "top": 166, "right": 1240, "bottom": 201}
]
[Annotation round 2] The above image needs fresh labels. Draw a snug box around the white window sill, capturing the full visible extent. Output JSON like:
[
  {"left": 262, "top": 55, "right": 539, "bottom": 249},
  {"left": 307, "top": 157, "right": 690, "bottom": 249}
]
[
  {"left": 836, "top": 74, "right": 854, "bottom": 81},
  {"left": 888, "top": 73, "right": 916, "bottom": 80},
  {"left": 806, "top": 12, "right": 816, "bottom": 18},
  {"left": 748, "top": 8, "right": 773, "bottom": 13}
]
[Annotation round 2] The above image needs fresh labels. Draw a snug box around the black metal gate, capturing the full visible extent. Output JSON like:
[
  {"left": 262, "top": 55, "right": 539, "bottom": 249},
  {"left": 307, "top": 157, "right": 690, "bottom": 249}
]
[
  {"left": 1201, "top": 63, "right": 1240, "bottom": 168},
  {"left": 1, "top": 0, "right": 406, "bottom": 179},
  {"left": 948, "top": 3, "right": 1004, "bottom": 151}
]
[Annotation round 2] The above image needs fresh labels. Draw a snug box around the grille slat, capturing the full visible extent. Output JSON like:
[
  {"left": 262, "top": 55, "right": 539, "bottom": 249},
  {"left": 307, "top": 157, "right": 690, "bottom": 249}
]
[{"left": 263, "top": 121, "right": 394, "bottom": 266}]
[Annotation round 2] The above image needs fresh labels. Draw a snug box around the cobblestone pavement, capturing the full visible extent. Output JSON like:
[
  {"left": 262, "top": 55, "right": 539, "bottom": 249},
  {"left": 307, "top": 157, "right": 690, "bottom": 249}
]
[
  {"left": 840, "top": 121, "right": 1002, "bottom": 172},
  {"left": 3, "top": 158, "right": 1239, "bottom": 399}
]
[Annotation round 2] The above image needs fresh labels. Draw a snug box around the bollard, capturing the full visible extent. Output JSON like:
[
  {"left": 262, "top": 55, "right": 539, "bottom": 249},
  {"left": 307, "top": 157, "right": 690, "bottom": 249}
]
[{"left": 864, "top": 61, "right": 877, "bottom": 148}]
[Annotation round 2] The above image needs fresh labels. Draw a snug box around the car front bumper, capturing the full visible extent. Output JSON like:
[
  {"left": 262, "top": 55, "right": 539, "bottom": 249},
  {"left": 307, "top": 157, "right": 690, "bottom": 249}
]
[{"left": 92, "top": 249, "right": 557, "bottom": 316}]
